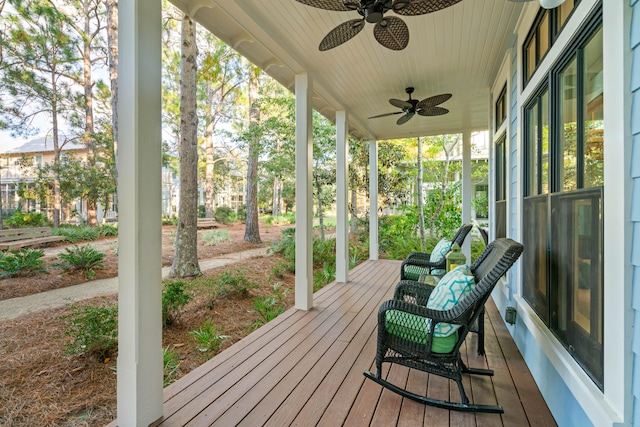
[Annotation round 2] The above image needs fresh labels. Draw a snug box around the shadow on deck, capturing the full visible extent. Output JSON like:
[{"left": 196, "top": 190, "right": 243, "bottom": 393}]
[{"left": 108, "top": 259, "right": 556, "bottom": 427}]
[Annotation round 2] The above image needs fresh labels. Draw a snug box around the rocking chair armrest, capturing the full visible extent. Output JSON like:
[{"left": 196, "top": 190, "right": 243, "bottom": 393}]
[
  {"left": 401, "top": 257, "right": 442, "bottom": 269},
  {"left": 406, "top": 252, "right": 432, "bottom": 261},
  {"left": 393, "top": 280, "right": 435, "bottom": 305}
]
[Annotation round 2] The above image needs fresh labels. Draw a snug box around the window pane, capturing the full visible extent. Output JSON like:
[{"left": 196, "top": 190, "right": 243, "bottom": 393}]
[
  {"left": 523, "top": 195, "right": 549, "bottom": 324},
  {"left": 541, "top": 90, "right": 550, "bottom": 194},
  {"left": 526, "top": 35, "right": 537, "bottom": 80},
  {"left": 527, "top": 100, "right": 539, "bottom": 196},
  {"left": 559, "top": 57, "right": 578, "bottom": 192},
  {"left": 539, "top": 12, "right": 550, "bottom": 60},
  {"left": 583, "top": 27, "right": 604, "bottom": 188},
  {"left": 550, "top": 189, "right": 603, "bottom": 388},
  {"left": 557, "top": 0, "right": 575, "bottom": 31}
]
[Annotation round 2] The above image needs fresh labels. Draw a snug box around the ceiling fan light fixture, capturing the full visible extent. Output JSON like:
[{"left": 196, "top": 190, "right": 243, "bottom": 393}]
[
  {"left": 364, "top": 6, "right": 383, "bottom": 23},
  {"left": 539, "top": 0, "right": 566, "bottom": 9}
]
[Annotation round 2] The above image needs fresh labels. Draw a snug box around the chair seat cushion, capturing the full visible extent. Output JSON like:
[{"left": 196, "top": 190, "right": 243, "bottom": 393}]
[
  {"left": 385, "top": 310, "right": 458, "bottom": 353},
  {"left": 426, "top": 265, "right": 475, "bottom": 337},
  {"left": 429, "top": 238, "right": 452, "bottom": 276}
]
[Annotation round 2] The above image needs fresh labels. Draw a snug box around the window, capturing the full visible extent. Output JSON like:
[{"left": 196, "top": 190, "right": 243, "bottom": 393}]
[
  {"left": 494, "top": 134, "right": 506, "bottom": 239},
  {"left": 523, "top": 2, "right": 580, "bottom": 87},
  {"left": 495, "top": 85, "right": 507, "bottom": 130},
  {"left": 523, "top": 14, "right": 603, "bottom": 388}
]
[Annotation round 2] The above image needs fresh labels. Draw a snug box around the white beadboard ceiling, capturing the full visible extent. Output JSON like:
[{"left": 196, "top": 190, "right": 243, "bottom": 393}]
[{"left": 170, "top": 0, "right": 524, "bottom": 141}]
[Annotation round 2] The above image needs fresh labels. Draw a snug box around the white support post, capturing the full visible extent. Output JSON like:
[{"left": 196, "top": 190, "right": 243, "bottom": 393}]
[
  {"left": 369, "top": 140, "right": 379, "bottom": 260},
  {"left": 295, "top": 73, "right": 313, "bottom": 310},
  {"left": 335, "top": 110, "right": 349, "bottom": 283},
  {"left": 462, "top": 131, "right": 472, "bottom": 262},
  {"left": 117, "top": 0, "right": 163, "bottom": 424}
]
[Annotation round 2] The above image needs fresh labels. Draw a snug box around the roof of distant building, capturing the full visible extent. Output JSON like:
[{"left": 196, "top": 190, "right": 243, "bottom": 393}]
[{"left": 0, "top": 136, "right": 85, "bottom": 155}]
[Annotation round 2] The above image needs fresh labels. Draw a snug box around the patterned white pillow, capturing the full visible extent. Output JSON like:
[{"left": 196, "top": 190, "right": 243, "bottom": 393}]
[
  {"left": 429, "top": 238, "right": 452, "bottom": 276},
  {"left": 425, "top": 264, "right": 475, "bottom": 337}
]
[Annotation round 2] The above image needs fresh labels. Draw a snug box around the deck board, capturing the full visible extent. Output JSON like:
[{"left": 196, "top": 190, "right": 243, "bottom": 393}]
[{"left": 111, "top": 259, "right": 556, "bottom": 427}]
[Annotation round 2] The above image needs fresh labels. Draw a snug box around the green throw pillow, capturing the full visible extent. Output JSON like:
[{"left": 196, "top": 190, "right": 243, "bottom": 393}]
[
  {"left": 385, "top": 310, "right": 458, "bottom": 353},
  {"left": 425, "top": 264, "right": 475, "bottom": 337}
]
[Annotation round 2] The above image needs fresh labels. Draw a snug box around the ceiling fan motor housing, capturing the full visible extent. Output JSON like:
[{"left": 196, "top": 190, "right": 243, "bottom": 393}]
[{"left": 361, "top": 0, "right": 392, "bottom": 23}]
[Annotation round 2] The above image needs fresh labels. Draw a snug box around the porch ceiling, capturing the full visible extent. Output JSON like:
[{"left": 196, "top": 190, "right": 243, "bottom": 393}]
[{"left": 170, "top": 0, "right": 524, "bottom": 141}]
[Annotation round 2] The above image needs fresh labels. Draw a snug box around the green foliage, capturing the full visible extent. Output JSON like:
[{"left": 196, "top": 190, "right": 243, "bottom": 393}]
[
  {"left": 236, "top": 205, "right": 247, "bottom": 223},
  {"left": 4, "top": 211, "right": 50, "bottom": 228},
  {"left": 53, "top": 225, "right": 102, "bottom": 243},
  {"left": 473, "top": 194, "right": 489, "bottom": 218},
  {"left": 99, "top": 224, "right": 118, "bottom": 237},
  {"left": 56, "top": 245, "right": 105, "bottom": 277},
  {"left": 163, "top": 346, "right": 181, "bottom": 387},
  {"left": 312, "top": 237, "right": 336, "bottom": 266},
  {"left": 213, "top": 206, "right": 236, "bottom": 224},
  {"left": 213, "top": 269, "right": 257, "bottom": 298},
  {"left": 313, "top": 261, "right": 335, "bottom": 292},
  {"left": 62, "top": 301, "right": 118, "bottom": 361},
  {"left": 189, "top": 319, "right": 229, "bottom": 356},
  {"left": 162, "top": 214, "right": 179, "bottom": 226},
  {"left": 252, "top": 294, "right": 285, "bottom": 328},
  {"left": 269, "top": 228, "right": 296, "bottom": 268},
  {"left": 201, "top": 229, "right": 231, "bottom": 246},
  {"left": 0, "top": 248, "right": 48, "bottom": 278},
  {"left": 162, "top": 280, "right": 193, "bottom": 326}
]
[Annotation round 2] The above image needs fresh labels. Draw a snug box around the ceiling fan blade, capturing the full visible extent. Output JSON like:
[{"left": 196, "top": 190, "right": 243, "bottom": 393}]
[
  {"left": 389, "top": 98, "right": 412, "bottom": 109},
  {"left": 417, "top": 93, "right": 452, "bottom": 109},
  {"left": 368, "top": 111, "right": 403, "bottom": 119},
  {"left": 373, "top": 16, "right": 409, "bottom": 50},
  {"left": 397, "top": 112, "right": 415, "bottom": 125},
  {"left": 393, "top": 0, "right": 462, "bottom": 16},
  {"left": 294, "top": 0, "right": 358, "bottom": 11},
  {"left": 319, "top": 19, "right": 365, "bottom": 51},
  {"left": 417, "top": 106, "right": 449, "bottom": 116}
]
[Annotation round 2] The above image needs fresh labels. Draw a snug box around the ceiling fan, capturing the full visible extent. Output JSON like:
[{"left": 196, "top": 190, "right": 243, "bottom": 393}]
[
  {"left": 368, "top": 87, "right": 452, "bottom": 125},
  {"left": 293, "top": 0, "right": 462, "bottom": 51}
]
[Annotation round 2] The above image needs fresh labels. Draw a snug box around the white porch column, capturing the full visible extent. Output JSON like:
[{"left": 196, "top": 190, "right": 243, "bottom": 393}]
[
  {"left": 462, "top": 131, "right": 472, "bottom": 262},
  {"left": 335, "top": 110, "right": 349, "bottom": 282},
  {"left": 369, "top": 140, "right": 379, "bottom": 260},
  {"left": 295, "top": 73, "right": 313, "bottom": 310},
  {"left": 117, "top": 0, "right": 163, "bottom": 424}
]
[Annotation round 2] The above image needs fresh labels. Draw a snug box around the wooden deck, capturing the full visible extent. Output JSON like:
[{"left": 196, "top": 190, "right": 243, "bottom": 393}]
[{"left": 110, "top": 259, "right": 556, "bottom": 427}]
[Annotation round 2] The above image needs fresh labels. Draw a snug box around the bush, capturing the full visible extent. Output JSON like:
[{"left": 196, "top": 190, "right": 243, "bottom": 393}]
[
  {"left": 252, "top": 295, "right": 285, "bottom": 328},
  {"left": 236, "top": 205, "right": 247, "bottom": 223},
  {"left": 0, "top": 248, "right": 48, "bottom": 278},
  {"left": 62, "top": 300, "right": 118, "bottom": 361},
  {"left": 213, "top": 206, "right": 236, "bottom": 224},
  {"left": 99, "top": 224, "right": 118, "bottom": 236},
  {"left": 162, "top": 280, "right": 192, "bottom": 326},
  {"left": 162, "top": 214, "right": 178, "bottom": 226},
  {"left": 269, "top": 228, "right": 296, "bottom": 268},
  {"left": 214, "top": 269, "right": 257, "bottom": 298},
  {"left": 53, "top": 225, "right": 102, "bottom": 243},
  {"left": 4, "top": 211, "right": 50, "bottom": 228},
  {"left": 189, "top": 319, "right": 229, "bottom": 356},
  {"left": 201, "top": 229, "right": 231, "bottom": 246},
  {"left": 56, "top": 245, "right": 105, "bottom": 278}
]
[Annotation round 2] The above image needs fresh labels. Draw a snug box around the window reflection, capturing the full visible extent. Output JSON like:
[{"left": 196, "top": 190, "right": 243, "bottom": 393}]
[{"left": 559, "top": 58, "right": 578, "bottom": 192}]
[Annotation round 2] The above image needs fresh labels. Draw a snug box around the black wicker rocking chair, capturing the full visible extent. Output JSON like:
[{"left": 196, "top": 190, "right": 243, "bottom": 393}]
[
  {"left": 364, "top": 238, "right": 523, "bottom": 413},
  {"left": 399, "top": 223, "right": 473, "bottom": 281}
]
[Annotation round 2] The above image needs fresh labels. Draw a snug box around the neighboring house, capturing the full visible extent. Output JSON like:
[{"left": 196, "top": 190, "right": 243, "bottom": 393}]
[{"left": 0, "top": 136, "right": 87, "bottom": 221}]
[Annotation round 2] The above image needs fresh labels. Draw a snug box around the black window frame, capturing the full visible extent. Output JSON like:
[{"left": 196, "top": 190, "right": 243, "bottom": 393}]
[{"left": 495, "top": 84, "right": 507, "bottom": 130}]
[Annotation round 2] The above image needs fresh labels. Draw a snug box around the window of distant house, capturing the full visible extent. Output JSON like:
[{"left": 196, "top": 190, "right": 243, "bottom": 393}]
[
  {"left": 523, "top": 8, "right": 603, "bottom": 389},
  {"left": 523, "top": 1, "right": 579, "bottom": 87},
  {"left": 494, "top": 133, "right": 506, "bottom": 239},
  {"left": 35, "top": 155, "right": 43, "bottom": 167},
  {"left": 495, "top": 84, "right": 507, "bottom": 130}
]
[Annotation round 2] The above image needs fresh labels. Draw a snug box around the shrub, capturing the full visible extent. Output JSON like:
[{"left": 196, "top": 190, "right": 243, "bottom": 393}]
[
  {"left": 162, "top": 280, "right": 192, "bottom": 326},
  {"left": 252, "top": 295, "right": 285, "bottom": 328},
  {"left": 213, "top": 206, "right": 236, "bottom": 224},
  {"left": 4, "top": 211, "right": 50, "bottom": 228},
  {"left": 236, "top": 205, "right": 247, "bottom": 223},
  {"left": 162, "top": 214, "right": 178, "bottom": 226},
  {"left": 53, "top": 225, "right": 102, "bottom": 243},
  {"left": 99, "top": 224, "right": 118, "bottom": 237},
  {"left": 189, "top": 319, "right": 229, "bottom": 356},
  {"left": 57, "top": 245, "right": 105, "bottom": 278},
  {"left": 62, "top": 300, "right": 118, "bottom": 361},
  {"left": 269, "top": 228, "right": 295, "bottom": 268},
  {"left": 0, "top": 248, "right": 47, "bottom": 278},
  {"left": 201, "top": 229, "right": 231, "bottom": 246},
  {"left": 313, "top": 261, "right": 335, "bottom": 292},
  {"left": 214, "top": 270, "right": 257, "bottom": 298},
  {"left": 163, "top": 346, "right": 181, "bottom": 386}
]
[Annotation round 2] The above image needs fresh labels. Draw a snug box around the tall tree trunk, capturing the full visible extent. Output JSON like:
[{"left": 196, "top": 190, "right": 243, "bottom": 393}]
[
  {"left": 204, "top": 92, "right": 215, "bottom": 218},
  {"left": 170, "top": 14, "right": 201, "bottom": 278},
  {"left": 51, "top": 74, "right": 61, "bottom": 228},
  {"left": 417, "top": 136, "right": 426, "bottom": 249},
  {"left": 106, "top": 0, "right": 118, "bottom": 211},
  {"left": 350, "top": 188, "right": 357, "bottom": 233},
  {"left": 244, "top": 67, "right": 261, "bottom": 243},
  {"left": 82, "top": 4, "right": 98, "bottom": 226}
]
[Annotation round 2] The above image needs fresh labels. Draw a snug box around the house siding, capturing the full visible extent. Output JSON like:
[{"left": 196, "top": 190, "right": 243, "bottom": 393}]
[{"left": 630, "top": 0, "right": 640, "bottom": 424}]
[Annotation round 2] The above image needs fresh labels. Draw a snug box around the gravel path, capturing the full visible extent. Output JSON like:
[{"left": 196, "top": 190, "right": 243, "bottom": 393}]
[{"left": 0, "top": 247, "right": 268, "bottom": 321}]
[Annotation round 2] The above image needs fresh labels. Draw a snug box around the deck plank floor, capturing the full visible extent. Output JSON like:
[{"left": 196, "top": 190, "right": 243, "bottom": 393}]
[{"left": 110, "top": 259, "right": 556, "bottom": 427}]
